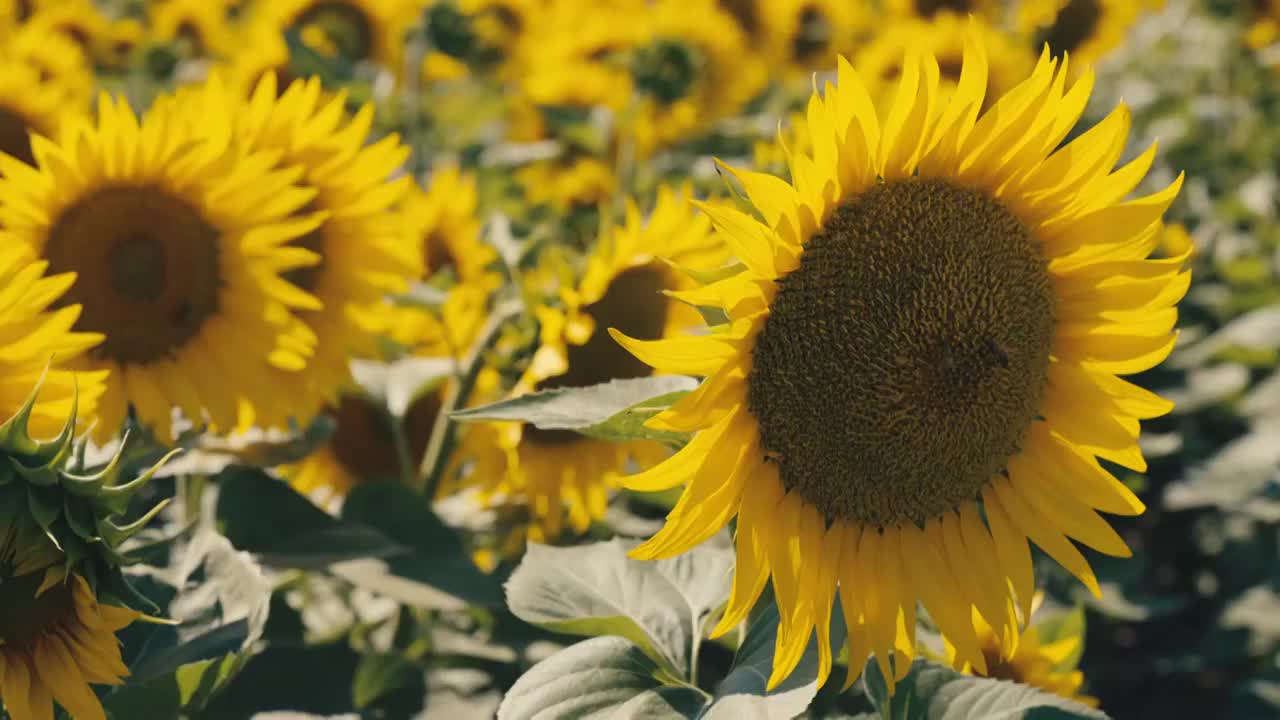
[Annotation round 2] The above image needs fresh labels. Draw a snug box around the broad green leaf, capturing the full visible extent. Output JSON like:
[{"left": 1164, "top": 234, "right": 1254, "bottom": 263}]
[
  {"left": 336, "top": 482, "right": 503, "bottom": 607},
  {"left": 451, "top": 376, "right": 697, "bottom": 445},
  {"left": 197, "top": 642, "right": 362, "bottom": 718},
  {"left": 497, "top": 636, "right": 706, "bottom": 720},
  {"left": 703, "top": 592, "right": 846, "bottom": 719},
  {"left": 216, "top": 466, "right": 405, "bottom": 569},
  {"left": 353, "top": 652, "right": 426, "bottom": 710},
  {"left": 505, "top": 536, "right": 734, "bottom": 680},
  {"left": 862, "top": 659, "right": 1108, "bottom": 720}
]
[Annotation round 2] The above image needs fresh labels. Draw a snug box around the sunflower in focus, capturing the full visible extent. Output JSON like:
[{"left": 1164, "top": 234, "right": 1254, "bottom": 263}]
[
  {"left": 228, "top": 73, "right": 418, "bottom": 431},
  {"left": 947, "top": 602, "right": 1097, "bottom": 706},
  {"left": 0, "top": 567, "right": 141, "bottom": 720},
  {"left": 0, "top": 245, "right": 106, "bottom": 438},
  {"left": 1018, "top": 0, "right": 1141, "bottom": 70},
  {"left": 612, "top": 35, "right": 1186, "bottom": 692},
  {"left": 855, "top": 14, "right": 1032, "bottom": 109},
  {"left": 252, "top": 0, "right": 414, "bottom": 68},
  {"left": 0, "top": 80, "right": 327, "bottom": 443},
  {"left": 758, "top": 0, "right": 864, "bottom": 77},
  {"left": 465, "top": 186, "right": 725, "bottom": 542}
]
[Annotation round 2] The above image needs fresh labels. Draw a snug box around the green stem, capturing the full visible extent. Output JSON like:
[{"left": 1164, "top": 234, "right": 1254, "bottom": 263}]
[{"left": 415, "top": 300, "right": 522, "bottom": 497}]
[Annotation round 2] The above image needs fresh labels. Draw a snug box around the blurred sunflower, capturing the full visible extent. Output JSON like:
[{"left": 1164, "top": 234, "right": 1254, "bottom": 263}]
[
  {"left": 231, "top": 74, "right": 418, "bottom": 431},
  {"left": 1247, "top": 0, "right": 1280, "bottom": 48},
  {"left": 514, "top": 0, "right": 641, "bottom": 111},
  {"left": 467, "top": 186, "right": 725, "bottom": 542},
  {"left": 17, "top": 0, "right": 113, "bottom": 63},
  {"left": 628, "top": 0, "right": 767, "bottom": 156},
  {"left": 855, "top": 14, "right": 1032, "bottom": 108},
  {"left": 885, "top": 0, "right": 1000, "bottom": 21},
  {"left": 752, "top": 110, "right": 811, "bottom": 177},
  {"left": 0, "top": 82, "right": 326, "bottom": 443},
  {"left": 0, "top": 569, "right": 141, "bottom": 720},
  {"left": 758, "top": 0, "right": 864, "bottom": 77},
  {"left": 612, "top": 38, "right": 1186, "bottom": 691},
  {"left": 516, "top": 155, "right": 617, "bottom": 215},
  {"left": 148, "top": 0, "right": 237, "bottom": 58},
  {"left": 1018, "top": 0, "right": 1140, "bottom": 70},
  {"left": 948, "top": 602, "right": 1097, "bottom": 706},
  {"left": 218, "top": 20, "right": 299, "bottom": 98},
  {"left": 0, "top": 57, "right": 86, "bottom": 167},
  {"left": 254, "top": 0, "right": 414, "bottom": 68},
  {"left": 3, "top": 22, "right": 95, "bottom": 105},
  {"left": 429, "top": 0, "right": 541, "bottom": 76},
  {"left": 0, "top": 244, "right": 106, "bottom": 438}
]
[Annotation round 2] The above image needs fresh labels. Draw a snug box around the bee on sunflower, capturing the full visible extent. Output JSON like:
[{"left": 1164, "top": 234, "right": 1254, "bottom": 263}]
[
  {"left": 0, "top": 77, "right": 329, "bottom": 443},
  {"left": 611, "top": 30, "right": 1187, "bottom": 691},
  {"left": 456, "top": 185, "right": 726, "bottom": 545}
]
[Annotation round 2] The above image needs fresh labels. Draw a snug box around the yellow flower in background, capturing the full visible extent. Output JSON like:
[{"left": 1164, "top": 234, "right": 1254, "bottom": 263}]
[
  {"left": 2, "top": 21, "right": 95, "bottom": 106},
  {"left": 228, "top": 73, "right": 418, "bottom": 432},
  {"left": 516, "top": 155, "right": 617, "bottom": 214},
  {"left": 148, "top": 0, "right": 238, "bottom": 58},
  {"left": 0, "top": 245, "right": 106, "bottom": 439},
  {"left": 16, "top": 0, "right": 112, "bottom": 61},
  {"left": 855, "top": 14, "right": 1033, "bottom": 109},
  {"left": 0, "top": 80, "right": 326, "bottom": 443},
  {"left": 0, "top": 572, "right": 141, "bottom": 720},
  {"left": 0, "top": 56, "right": 87, "bottom": 167},
  {"left": 251, "top": 0, "right": 415, "bottom": 68},
  {"left": 752, "top": 110, "right": 812, "bottom": 177},
  {"left": 885, "top": 0, "right": 1001, "bottom": 21},
  {"left": 1248, "top": 0, "right": 1280, "bottom": 48},
  {"left": 611, "top": 35, "right": 1186, "bottom": 692},
  {"left": 463, "top": 186, "right": 726, "bottom": 542},
  {"left": 944, "top": 597, "right": 1097, "bottom": 706},
  {"left": 1018, "top": 0, "right": 1142, "bottom": 71},
  {"left": 758, "top": 0, "right": 864, "bottom": 77},
  {"left": 513, "top": 0, "right": 643, "bottom": 112},
  {"left": 407, "top": 166, "right": 497, "bottom": 285},
  {"left": 216, "top": 19, "right": 299, "bottom": 99}
]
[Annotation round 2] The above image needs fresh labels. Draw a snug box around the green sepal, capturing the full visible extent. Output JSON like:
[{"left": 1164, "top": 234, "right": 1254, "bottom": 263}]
[{"left": 100, "top": 498, "right": 173, "bottom": 547}]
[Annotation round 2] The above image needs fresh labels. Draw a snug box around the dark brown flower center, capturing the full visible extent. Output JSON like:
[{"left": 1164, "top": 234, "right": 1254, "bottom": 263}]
[
  {"left": 328, "top": 392, "right": 442, "bottom": 482},
  {"left": 914, "top": 0, "right": 975, "bottom": 17},
  {"left": 747, "top": 179, "right": 1055, "bottom": 526},
  {"left": 1037, "top": 0, "right": 1102, "bottom": 57},
  {"left": 791, "top": 5, "right": 832, "bottom": 63},
  {"left": 0, "top": 572, "right": 75, "bottom": 647},
  {"left": 0, "top": 107, "right": 36, "bottom": 166},
  {"left": 294, "top": 1, "right": 375, "bottom": 61},
  {"left": 46, "top": 185, "right": 222, "bottom": 365},
  {"left": 525, "top": 266, "right": 670, "bottom": 446}
]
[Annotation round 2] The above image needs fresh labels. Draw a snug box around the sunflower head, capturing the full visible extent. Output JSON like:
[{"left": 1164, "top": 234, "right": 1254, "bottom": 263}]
[
  {"left": 612, "top": 28, "right": 1186, "bottom": 694},
  {"left": 1019, "top": 0, "right": 1141, "bottom": 70}
]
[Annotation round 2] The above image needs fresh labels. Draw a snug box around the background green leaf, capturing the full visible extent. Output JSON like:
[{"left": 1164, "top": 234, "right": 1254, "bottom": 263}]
[{"left": 862, "top": 659, "right": 1108, "bottom": 720}]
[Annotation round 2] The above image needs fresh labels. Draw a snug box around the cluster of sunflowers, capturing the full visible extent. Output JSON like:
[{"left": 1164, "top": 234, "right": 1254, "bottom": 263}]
[{"left": 5, "top": 0, "right": 1279, "bottom": 718}]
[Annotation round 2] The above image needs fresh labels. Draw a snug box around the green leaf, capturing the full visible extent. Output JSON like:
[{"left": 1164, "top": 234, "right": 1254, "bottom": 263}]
[
  {"left": 504, "top": 535, "right": 733, "bottom": 680},
  {"left": 704, "top": 593, "right": 845, "bottom": 719},
  {"left": 197, "top": 642, "right": 362, "bottom": 718},
  {"left": 497, "top": 636, "right": 705, "bottom": 720},
  {"left": 1031, "top": 606, "right": 1087, "bottom": 672},
  {"left": 450, "top": 376, "right": 697, "bottom": 445},
  {"left": 353, "top": 652, "right": 425, "bottom": 710},
  {"left": 335, "top": 482, "right": 504, "bottom": 607},
  {"left": 216, "top": 466, "right": 405, "bottom": 569},
  {"left": 862, "top": 659, "right": 1108, "bottom": 720}
]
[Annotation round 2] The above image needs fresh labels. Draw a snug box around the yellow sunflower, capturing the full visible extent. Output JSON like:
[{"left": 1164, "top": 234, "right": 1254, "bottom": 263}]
[
  {"left": 758, "top": 0, "right": 865, "bottom": 77},
  {"left": 885, "top": 0, "right": 1001, "bottom": 21},
  {"left": 0, "top": 56, "right": 87, "bottom": 168},
  {"left": 148, "top": 0, "right": 237, "bottom": 58},
  {"left": 516, "top": 155, "right": 617, "bottom": 215},
  {"left": 855, "top": 14, "right": 1033, "bottom": 109},
  {"left": 948, "top": 602, "right": 1097, "bottom": 706},
  {"left": 1247, "top": 0, "right": 1280, "bottom": 49},
  {"left": 0, "top": 79, "right": 327, "bottom": 443},
  {"left": 2, "top": 22, "right": 95, "bottom": 106},
  {"left": 512, "top": 0, "right": 642, "bottom": 112},
  {"left": 230, "top": 73, "right": 419, "bottom": 431},
  {"left": 406, "top": 166, "right": 497, "bottom": 285},
  {"left": 0, "top": 244, "right": 106, "bottom": 438},
  {"left": 467, "top": 185, "right": 725, "bottom": 542},
  {"left": 18, "top": 0, "right": 112, "bottom": 61},
  {"left": 0, "top": 570, "right": 141, "bottom": 720},
  {"left": 251, "top": 0, "right": 414, "bottom": 69},
  {"left": 216, "top": 20, "right": 299, "bottom": 99},
  {"left": 611, "top": 37, "right": 1186, "bottom": 691},
  {"left": 1017, "top": 0, "right": 1141, "bottom": 70}
]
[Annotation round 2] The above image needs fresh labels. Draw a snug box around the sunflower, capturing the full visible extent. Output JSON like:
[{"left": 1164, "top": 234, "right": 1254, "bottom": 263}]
[
  {"left": 217, "top": 20, "right": 298, "bottom": 99},
  {"left": 230, "top": 73, "right": 418, "bottom": 431},
  {"left": 885, "top": 0, "right": 1000, "bottom": 21},
  {"left": 855, "top": 14, "right": 1033, "bottom": 109},
  {"left": 17, "top": 0, "right": 112, "bottom": 62},
  {"left": 949, "top": 602, "right": 1098, "bottom": 706},
  {"left": 611, "top": 37, "right": 1186, "bottom": 691},
  {"left": 515, "top": 155, "right": 617, "bottom": 215},
  {"left": 1247, "top": 0, "right": 1280, "bottom": 49},
  {"left": 0, "top": 56, "right": 87, "bottom": 167},
  {"left": 148, "top": 0, "right": 237, "bottom": 58},
  {"left": 757, "top": 0, "right": 865, "bottom": 77},
  {"left": 627, "top": 0, "right": 768, "bottom": 156},
  {"left": 1017, "top": 0, "right": 1141, "bottom": 70},
  {"left": 466, "top": 185, "right": 725, "bottom": 542},
  {"left": 0, "top": 244, "right": 106, "bottom": 438},
  {"left": 406, "top": 166, "right": 497, "bottom": 285},
  {"left": 2, "top": 22, "right": 95, "bottom": 106},
  {"left": 0, "top": 80, "right": 327, "bottom": 443},
  {"left": 512, "top": 0, "right": 642, "bottom": 112},
  {"left": 0, "top": 569, "right": 141, "bottom": 720},
  {"left": 251, "top": 0, "right": 414, "bottom": 69}
]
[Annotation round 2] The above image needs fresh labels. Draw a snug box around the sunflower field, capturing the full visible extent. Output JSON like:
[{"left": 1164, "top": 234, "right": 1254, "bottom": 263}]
[{"left": 4, "top": 0, "right": 1280, "bottom": 718}]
